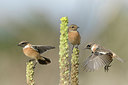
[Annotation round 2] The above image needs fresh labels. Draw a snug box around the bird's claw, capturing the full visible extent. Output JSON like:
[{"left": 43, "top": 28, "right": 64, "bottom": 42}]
[{"left": 104, "top": 65, "right": 111, "bottom": 72}]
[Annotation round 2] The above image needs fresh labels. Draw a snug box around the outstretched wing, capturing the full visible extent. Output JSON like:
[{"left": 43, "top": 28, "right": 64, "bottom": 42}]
[
  {"left": 83, "top": 52, "right": 113, "bottom": 72},
  {"left": 32, "top": 45, "right": 55, "bottom": 54}
]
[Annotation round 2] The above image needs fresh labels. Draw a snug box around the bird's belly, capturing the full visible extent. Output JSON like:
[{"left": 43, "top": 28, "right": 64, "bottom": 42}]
[
  {"left": 68, "top": 32, "right": 80, "bottom": 45},
  {"left": 23, "top": 48, "right": 39, "bottom": 59}
]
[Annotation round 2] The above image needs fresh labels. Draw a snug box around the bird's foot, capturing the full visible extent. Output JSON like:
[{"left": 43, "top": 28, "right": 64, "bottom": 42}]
[
  {"left": 32, "top": 62, "right": 37, "bottom": 69},
  {"left": 104, "top": 65, "right": 111, "bottom": 72},
  {"left": 29, "top": 59, "right": 35, "bottom": 62},
  {"left": 28, "top": 59, "right": 37, "bottom": 69},
  {"left": 74, "top": 45, "right": 79, "bottom": 48}
]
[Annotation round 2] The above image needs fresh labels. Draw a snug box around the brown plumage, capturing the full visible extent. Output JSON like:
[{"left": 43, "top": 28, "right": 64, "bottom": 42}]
[
  {"left": 83, "top": 43, "right": 123, "bottom": 72},
  {"left": 18, "top": 41, "right": 55, "bottom": 67},
  {"left": 68, "top": 24, "right": 81, "bottom": 48}
]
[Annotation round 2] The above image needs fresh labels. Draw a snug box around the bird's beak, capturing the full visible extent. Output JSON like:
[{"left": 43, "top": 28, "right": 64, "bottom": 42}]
[
  {"left": 85, "top": 47, "right": 90, "bottom": 49},
  {"left": 17, "top": 44, "right": 20, "bottom": 46},
  {"left": 77, "top": 27, "right": 79, "bottom": 29},
  {"left": 83, "top": 47, "right": 87, "bottom": 50}
]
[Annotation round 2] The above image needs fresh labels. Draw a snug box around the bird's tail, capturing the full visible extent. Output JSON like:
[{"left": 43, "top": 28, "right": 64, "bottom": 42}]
[
  {"left": 38, "top": 56, "right": 51, "bottom": 65},
  {"left": 113, "top": 53, "right": 124, "bottom": 63}
]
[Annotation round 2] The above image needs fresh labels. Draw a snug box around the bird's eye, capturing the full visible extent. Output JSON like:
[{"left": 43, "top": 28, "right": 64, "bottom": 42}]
[
  {"left": 87, "top": 45, "right": 91, "bottom": 47},
  {"left": 72, "top": 26, "right": 74, "bottom": 28},
  {"left": 22, "top": 43, "right": 25, "bottom": 44}
]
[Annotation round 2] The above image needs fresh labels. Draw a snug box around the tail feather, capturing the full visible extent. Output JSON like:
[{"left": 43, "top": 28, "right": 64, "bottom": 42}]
[
  {"left": 112, "top": 52, "right": 124, "bottom": 63},
  {"left": 38, "top": 56, "right": 51, "bottom": 65},
  {"left": 115, "top": 56, "right": 124, "bottom": 63}
]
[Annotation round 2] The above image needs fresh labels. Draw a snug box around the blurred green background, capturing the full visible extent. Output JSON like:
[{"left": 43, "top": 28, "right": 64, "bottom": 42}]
[{"left": 0, "top": 0, "right": 128, "bottom": 85}]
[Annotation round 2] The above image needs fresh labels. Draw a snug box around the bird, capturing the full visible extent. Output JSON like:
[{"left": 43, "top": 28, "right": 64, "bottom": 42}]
[
  {"left": 68, "top": 24, "right": 81, "bottom": 49},
  {"left": 83, "top": 42, "right": 123, "bottom": 72},
  {"left": 18, "top": 41, "right": 55, "bottom": 68}
]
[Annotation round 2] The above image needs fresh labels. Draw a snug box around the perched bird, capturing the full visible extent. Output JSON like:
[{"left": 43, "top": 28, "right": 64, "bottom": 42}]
[
  {"left": 83, "top": 42, "right": 123, "bottom": 72},
  {"left": 18, "top": 41, "right": 55, "bottom": 67},
  {"left": 68, "top": 24, "right": 81, "bottom": 49}
]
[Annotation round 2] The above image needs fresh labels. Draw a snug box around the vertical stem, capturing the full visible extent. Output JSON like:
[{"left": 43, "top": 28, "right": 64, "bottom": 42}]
[
  {"left": 71, "top": 47, "right": 79, "bottom": 85},
  {"left": 59, "top": 17, "right": 70, "bottom": 85},
  {"left": 26, "top": 61, "right": 35, "bottom": 85}
]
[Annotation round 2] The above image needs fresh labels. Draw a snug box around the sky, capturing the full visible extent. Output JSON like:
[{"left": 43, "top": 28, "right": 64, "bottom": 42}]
[{"left": 0, "top": 0, "right": 127, "bottom": 37}]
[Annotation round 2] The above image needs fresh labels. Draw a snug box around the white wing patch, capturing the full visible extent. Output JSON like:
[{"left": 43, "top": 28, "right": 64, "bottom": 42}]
[{"left": 99, "top": 51, "right": 107, "bottom": 55}]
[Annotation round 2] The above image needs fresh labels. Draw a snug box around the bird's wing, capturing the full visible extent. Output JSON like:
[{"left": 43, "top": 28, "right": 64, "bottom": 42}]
[
  {"left": 98, "top": 48, "right": 124, "bottom": 63},
  {"left": 83, "top": 52, "right": 113, "bottom": 72},
  {"left": 32, "top": 45, "right": 55, "bottom": 54},
  {"left": 96, "top": 46, "right": 111, "bottom": 54}
]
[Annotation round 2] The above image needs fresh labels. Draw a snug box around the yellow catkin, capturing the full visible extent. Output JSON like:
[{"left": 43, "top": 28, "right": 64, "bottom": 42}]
[
  {"left": 59, "top": 17, "right": 70, "bottom": 85},
  {"left": 71, "top": 47, "right": 79, "bottom": 85},
  {"left": 26, "top": 61, "right": 35, "bottom": 85}
]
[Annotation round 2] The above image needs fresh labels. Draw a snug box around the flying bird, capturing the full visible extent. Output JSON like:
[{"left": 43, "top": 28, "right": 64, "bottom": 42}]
[{"left": 83, "top": 42, "right": 123, "bottom": 72}]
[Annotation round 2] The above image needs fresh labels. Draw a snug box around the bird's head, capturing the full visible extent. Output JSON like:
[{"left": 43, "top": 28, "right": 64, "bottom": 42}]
[
  {"left": 85, "top": 42, "right": 96, "bottom": 50},
  {"left": 18, "top": 41, "right": 29, "bottom": 47},
  {"left": 68, "top": 24, "right": 79, "bottom": 31}
]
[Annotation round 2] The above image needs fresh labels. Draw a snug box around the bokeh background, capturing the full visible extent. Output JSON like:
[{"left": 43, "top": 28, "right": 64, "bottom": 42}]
[{"left": 0, "top": 0, "right": 128, "bottom": 85}]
